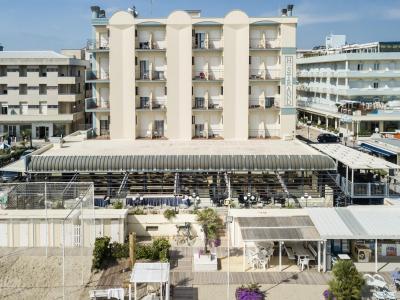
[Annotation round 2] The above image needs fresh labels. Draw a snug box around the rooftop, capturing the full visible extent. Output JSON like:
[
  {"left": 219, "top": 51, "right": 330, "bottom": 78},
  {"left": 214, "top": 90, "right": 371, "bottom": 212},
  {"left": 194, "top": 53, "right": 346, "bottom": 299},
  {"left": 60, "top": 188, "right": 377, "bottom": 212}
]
[{"left": 0, "top": 51, "right": 67, "bottom": 59}]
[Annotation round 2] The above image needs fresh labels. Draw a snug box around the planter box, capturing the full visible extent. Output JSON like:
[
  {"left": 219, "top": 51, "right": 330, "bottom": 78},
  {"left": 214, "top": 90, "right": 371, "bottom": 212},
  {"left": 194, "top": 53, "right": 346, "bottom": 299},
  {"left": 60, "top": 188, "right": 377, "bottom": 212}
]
[{"left": 193, "top": 252, "right": 218, "bottom": 271}]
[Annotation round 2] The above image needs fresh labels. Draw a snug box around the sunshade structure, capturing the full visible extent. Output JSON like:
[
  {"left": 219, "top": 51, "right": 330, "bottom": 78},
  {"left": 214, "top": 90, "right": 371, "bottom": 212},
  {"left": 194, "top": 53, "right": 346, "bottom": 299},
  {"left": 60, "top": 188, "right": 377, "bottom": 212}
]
[
  {"left": 236, "top": 215, "right": 325, "bottom": 272},
  {"left": 307, "top": 206, "right": 400, "bottom": 272},
  {"left": 129, "top": 263, "right": 170, "bottom": 300},
  {"left": 312, "top": 143, "right": 399, "bottom": 170},
  {"left": 28, "top": 154, "right": 335, "bottom": 173}
]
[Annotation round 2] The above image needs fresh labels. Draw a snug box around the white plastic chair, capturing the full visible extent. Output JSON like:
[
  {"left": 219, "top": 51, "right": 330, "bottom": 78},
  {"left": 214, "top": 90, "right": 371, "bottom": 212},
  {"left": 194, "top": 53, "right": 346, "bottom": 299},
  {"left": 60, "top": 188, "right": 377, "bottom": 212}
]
[
  {"left": 300, "top": 258, "right": 309, "bottom": 271},
  {"left": 373, "top": 291, "right": 385, "bottom": 300}
]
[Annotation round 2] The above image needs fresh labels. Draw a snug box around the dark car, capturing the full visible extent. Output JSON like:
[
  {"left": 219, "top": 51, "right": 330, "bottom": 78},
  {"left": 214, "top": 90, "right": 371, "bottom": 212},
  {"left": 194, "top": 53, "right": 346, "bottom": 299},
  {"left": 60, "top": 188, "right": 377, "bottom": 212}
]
[{"left": 317, "top": 133, "right": 340, "bottom": 143}]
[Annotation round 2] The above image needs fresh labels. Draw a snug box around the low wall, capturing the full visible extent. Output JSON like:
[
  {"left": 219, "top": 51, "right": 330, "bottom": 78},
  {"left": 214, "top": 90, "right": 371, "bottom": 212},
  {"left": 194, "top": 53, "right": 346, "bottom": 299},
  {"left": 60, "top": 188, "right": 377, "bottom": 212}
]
[{"left": 127, "top": 213, "right": 201, "bottom": 238}]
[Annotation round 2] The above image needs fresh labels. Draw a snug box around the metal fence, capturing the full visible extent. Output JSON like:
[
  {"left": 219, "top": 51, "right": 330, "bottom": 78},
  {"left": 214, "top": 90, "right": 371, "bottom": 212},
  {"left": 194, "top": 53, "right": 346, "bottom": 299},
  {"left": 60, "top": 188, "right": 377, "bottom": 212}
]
[{"left": 0, "top": 182, "right": 95, "bottom": 300}]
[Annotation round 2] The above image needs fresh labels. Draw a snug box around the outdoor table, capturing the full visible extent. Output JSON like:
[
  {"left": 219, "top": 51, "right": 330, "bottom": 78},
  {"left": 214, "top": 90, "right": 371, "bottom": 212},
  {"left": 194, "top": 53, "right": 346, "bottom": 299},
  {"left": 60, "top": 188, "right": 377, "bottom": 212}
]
[{"left": 337, "top": 254, "right": 351, "bottom": 260}]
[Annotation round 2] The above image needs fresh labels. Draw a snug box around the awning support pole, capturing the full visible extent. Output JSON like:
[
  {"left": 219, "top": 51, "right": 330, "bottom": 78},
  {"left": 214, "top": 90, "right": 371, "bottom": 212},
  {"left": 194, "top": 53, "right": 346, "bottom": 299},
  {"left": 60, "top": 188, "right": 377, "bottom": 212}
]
[
  {"left": 279, "top": 241, "right": 282, "bottom": 272},
  {"left": 129, "top": 284, "right": 132, "bottom": 300},
  {"left": 243, "top": 243, "right": 246, "bottom": 271},
  {"left": 317, "top": 241, "right": 321, "bottom": 272},
  {"left": 166, "top": 280, "right": 170, "bottom": 300},
  {"left": 323, "top": 241, "right": 327, "bottom": 272},
  {"left": 375, "top": 239, "right": 378, "bottom": 273}
]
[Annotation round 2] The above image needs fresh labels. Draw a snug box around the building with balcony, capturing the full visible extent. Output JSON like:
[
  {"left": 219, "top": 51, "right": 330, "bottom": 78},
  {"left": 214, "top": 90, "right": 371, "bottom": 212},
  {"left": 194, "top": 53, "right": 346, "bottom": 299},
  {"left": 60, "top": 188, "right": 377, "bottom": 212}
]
[
  {"left": 297, "top": 37, "right": 400, "bottom": 138},
  {"left": 0, "top": 50, "right": 88, "bottom": 139},
  {"left": 86, "top": 6, "right": 297, "bottom": 140}
]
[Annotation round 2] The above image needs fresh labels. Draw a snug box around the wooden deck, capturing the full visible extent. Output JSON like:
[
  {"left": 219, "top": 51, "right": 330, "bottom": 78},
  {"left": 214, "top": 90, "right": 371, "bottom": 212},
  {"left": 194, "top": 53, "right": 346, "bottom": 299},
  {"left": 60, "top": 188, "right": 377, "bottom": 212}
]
[
  {"left": 170, "top": 271, "right": 331, "bottom": 286},
  {"left": 96, "top": 258, "right": 131, "bottom": 289}
]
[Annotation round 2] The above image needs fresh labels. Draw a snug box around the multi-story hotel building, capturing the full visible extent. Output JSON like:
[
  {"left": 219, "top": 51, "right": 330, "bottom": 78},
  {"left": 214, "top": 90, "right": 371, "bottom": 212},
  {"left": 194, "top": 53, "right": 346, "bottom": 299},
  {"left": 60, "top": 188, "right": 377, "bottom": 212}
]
[
  {"left": 297, "top": 37, "right": 400, "bottom": 137},
  {"left": 86, "top": 7, "right": 297, "bottom": 140},
  {"left": 0, "top": 50, "right": 88, "bottom": 139}
]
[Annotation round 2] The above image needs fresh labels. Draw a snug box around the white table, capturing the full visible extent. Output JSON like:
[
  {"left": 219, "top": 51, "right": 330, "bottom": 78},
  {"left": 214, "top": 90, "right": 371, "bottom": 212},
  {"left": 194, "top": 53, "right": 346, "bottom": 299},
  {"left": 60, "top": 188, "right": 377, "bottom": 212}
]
[{"left": 337, "top": 254, "right": 351, "bottom": 260}]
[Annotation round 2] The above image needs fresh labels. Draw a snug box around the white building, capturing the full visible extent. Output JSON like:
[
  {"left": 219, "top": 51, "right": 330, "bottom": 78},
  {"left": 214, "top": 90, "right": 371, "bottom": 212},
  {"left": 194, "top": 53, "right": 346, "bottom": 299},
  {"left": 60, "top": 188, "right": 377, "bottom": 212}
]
[
  {"left": 0, "top": 50, "right": 88, "bottom": 139},
  {"left": 297, "top": 40, "right": 400, "bottom": 137},
  {"left": 86, "top": 6, "right": 297, "bottom": 140}
]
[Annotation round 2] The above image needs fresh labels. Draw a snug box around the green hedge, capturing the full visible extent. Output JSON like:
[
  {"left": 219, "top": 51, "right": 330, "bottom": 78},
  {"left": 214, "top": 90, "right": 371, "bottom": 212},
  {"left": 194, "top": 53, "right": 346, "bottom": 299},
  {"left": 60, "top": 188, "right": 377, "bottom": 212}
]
[
  {"left": 92, "top": 237, "right": 129, "bottom": 270},
  {"left": 136, "top": 237, "right": 171, "bottom": 262}
]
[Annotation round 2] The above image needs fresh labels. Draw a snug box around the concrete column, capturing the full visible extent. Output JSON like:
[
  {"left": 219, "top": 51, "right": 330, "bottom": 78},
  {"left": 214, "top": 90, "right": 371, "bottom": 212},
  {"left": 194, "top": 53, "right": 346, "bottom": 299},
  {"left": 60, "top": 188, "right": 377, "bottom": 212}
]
[
  {"left": 279, "top": 241, "right": 282, "bottom": 271},
  {"left": 323, "top": 241, "right": 327, "bottom": 272},
  {"left": 375, "top": 239, "right": 378, "bottom": 273},
  {"left": 166, "top": 11, "right": 192, "bottom": 140},
  {"left": 317, "top": 241, "right": 321, "bottom": 272},
  {"left": 109, "top": 11, "right": 136, "bottom": 139},
  {"left": 223, "top": 11, "right": 249, "bottom": 140}
]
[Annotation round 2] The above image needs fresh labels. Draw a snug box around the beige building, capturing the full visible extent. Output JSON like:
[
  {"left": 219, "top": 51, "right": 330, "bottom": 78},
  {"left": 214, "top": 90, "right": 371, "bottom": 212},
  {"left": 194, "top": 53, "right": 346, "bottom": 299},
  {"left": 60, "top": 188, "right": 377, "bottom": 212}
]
[
  {"left": 0, "top": 50, "right": 88, "bottom": 139},
  {"left": 87, "top": 7, "right": 297, "bottom": 140}
]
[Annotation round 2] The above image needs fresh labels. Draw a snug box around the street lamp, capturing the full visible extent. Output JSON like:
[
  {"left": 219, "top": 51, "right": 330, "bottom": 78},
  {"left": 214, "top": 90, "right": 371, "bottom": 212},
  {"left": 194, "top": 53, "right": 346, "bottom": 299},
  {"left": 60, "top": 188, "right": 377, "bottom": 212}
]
[{"left": 225, "top": 214, "right": 234, "bottom": 300}]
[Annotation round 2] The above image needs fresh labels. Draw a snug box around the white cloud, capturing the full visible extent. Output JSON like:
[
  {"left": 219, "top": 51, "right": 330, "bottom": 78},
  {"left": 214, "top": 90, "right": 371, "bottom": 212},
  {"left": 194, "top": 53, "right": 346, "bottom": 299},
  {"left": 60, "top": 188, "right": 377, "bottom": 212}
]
[
  {"left": 297, "top": 12, "right": 356, "bottom": 25},
  {"left": 381, "top": 7, "right": 400, "bottom": 20}
]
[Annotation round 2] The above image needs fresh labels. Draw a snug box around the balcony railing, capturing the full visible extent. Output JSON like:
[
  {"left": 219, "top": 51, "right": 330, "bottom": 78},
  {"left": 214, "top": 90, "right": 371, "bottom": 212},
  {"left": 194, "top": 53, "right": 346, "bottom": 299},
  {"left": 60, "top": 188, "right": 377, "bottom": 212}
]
[
  {"left": 136, "top": 70, "right": 166, "bottom": 81},
  {"left": 249, "top": 69, "right": 280, "bottom": 80},
  {"left": 192, "top": 69, "right": 224, "bottom": 81},
  {"left": 248, "top": 128, "right": 280, "bottom": 139},
  {"left": 249, "top": 97, "right": 279, "bottom": 109},
  {"left": 87, "top": 39, "right": 109, "bottom": 50},
  {"left": 192, "top": 38, "right": 224, "bottom": 50},
  {"left": 136, "top": 97, "right": 167, "bottom": 110},
  {"left": 249, "top": 38, "right": 281, "bottom": 49},
  {"left": 136, "top": 41, "right": 166, "bottom": 50},
  {"left": 85, "top": 97, "right": 110, "bottom": 112},
  {"left": 192, "top": 99, "right": 223, "bottom": 110},
  {"left": 86, "top": 70, "right": 109, "bottom": 81},
  {"left": 193, "top": 127, "right": 223, "bottom": 139}
]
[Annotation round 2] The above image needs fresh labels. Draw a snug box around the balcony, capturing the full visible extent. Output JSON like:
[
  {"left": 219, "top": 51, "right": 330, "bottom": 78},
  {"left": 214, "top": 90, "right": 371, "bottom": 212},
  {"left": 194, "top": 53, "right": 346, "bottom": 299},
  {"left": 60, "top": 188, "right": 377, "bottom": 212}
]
[
  {"left": 87, "top": 39, "right": 109, "bottom": 51},
  {"left": 86, "top": 70, "right": 109, "bottom": 83},
  {"left": 136, "top": 97, "right": 167, "bottom": 110},
  {"left": 136, "top": 70, "right": 166, "bottom": 81},
  {"left": 136, "top": 40, "right": 166, "bottom": 51},
  {"left": 85, "top": 97, "right": 110, "bottom": 112},
  {"left": 192, "top": 98, "right": 223, "bottom": 110},
  {"left": 248, "top": 128, "right": 280, "bottom": 139},
  {"left": 192, "top": 69, "right": 224, "bottom": 81},
  {"left": 193, "top": 125, "right": 223, "bottom": 139},
  {"left": 249, "top": 69, "right": 280, "bottom": 81},
  {"left": 192, "top": 38, "right": 223, "bottom": 50},
  {"left": 249, "top": 97, "right": 279, "bottom": 109},
  {"left": 249, "top": 38, "right": 281, "bottom": 50}
]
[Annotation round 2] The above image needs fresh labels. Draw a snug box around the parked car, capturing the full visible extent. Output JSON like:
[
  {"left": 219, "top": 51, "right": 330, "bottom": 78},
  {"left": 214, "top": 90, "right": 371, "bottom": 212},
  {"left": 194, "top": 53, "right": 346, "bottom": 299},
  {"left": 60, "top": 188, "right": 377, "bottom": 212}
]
[
  {"left": 317, "top": 133, "right": 340, "bottom": 143},
  {"left": 1, "top": 171, "right": 20, "bottom": 182}
]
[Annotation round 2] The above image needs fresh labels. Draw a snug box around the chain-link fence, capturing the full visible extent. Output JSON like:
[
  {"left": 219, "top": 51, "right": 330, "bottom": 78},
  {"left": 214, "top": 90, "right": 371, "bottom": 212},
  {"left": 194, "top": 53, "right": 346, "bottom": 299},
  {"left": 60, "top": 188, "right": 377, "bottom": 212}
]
[{"left": 0, "top": 182, "right": 95, "bottom": 300}]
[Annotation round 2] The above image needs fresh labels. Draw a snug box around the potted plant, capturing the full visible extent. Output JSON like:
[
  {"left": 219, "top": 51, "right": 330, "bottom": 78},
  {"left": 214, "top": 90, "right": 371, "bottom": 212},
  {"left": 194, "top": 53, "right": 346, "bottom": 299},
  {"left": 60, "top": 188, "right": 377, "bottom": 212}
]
[
  {"left": 328, "top": 260, "right": 364, "bottom": 300},
  {"left": 196, "top": 208, "right": 223, "bottom": 253},
  {"left": 235, "top": 283, "right": 265, "bottom": 300}
]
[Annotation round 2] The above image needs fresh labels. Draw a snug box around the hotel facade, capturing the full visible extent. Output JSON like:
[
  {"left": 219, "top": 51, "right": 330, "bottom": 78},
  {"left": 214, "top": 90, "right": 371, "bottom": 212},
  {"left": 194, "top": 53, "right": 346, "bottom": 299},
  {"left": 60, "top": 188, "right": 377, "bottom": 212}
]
[
  {"left": 86, "top": 7, "right": 297, "bottom": 140},
  {"left": 0, "top": 50, "right": 88, "bottom": 139},
  {"left": 297, "top": 40, "right": 400, "bottom": 137}
]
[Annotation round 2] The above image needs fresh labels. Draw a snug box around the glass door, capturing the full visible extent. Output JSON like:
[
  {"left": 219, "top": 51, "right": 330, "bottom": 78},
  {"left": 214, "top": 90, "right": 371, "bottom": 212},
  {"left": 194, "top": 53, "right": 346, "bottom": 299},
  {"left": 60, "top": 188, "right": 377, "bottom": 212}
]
[
  {"left": 154, "top": 120, "right": 164, "bottom": 137},
  {"left": 140, "top": 60, "right": 149, "bottom": 79}
]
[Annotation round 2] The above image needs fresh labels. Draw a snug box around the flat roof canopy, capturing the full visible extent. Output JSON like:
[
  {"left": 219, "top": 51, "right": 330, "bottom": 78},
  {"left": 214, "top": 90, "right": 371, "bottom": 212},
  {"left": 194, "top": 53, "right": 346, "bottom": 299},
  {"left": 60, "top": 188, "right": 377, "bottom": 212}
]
[
  {"left": 312, "top": 143, "right": 400, "bottom": 170},
  {"left": 237, "top": 216, "right": 321, "bottom": 241},
  {"left": 27, "top": 140, "right": 336, "bottom": 173},
  {"left": 307, "top": 206, "right": 400, "bottom": 240},
  {"left": 130, "top": 263, "right": 170, "bottom": 283}
]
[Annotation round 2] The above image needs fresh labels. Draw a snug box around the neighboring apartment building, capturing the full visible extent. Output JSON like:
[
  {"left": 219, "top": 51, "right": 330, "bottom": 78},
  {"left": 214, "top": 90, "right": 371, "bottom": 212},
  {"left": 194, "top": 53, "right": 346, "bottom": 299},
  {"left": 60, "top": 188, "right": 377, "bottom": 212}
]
[
  {"left": 0, "top": 50, "right": 88, "bottom": 139},
  {"left": 297, "top": 37, "right": 400, "bottom": 137},
  {"left": 86, "top": 6, "right": 297, "bottom": 140}
]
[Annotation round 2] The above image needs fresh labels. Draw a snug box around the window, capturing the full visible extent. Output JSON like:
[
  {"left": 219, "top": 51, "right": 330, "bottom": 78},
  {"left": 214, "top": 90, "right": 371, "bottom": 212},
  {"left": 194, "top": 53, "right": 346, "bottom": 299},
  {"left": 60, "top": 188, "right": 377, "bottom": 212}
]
[
  {"left": 373, "top": 63, "right": 380, "bottom": 71},
  {"left": 135, "top": 87, "right": 139, "bottom": 96},
  {"left": 39, "top": 66, "right": 47, "bottom": 77},
  {"left": 19, "top": 84, "right": 27, "bottom": 95},
  {"left": 39, "top": 84, "right": 47, "bottom": 95},
  {"left": 1, "top": 103, "right": 8, "bottom": 115},
  {"left": 277, "top": 85, "right": 280, "bottom": 94},
  {"left": 249, "top": 56, "right": 252, "bottom": 65},
  {"left": 19, "top": 66, "right": 27, "bottom": 77},
  {"left": 39, "top": 102, "right": 47, "bottom": 115},
  {"left": 220, "top": 86, "right": 223, "bottom": 95},
  {"left": 357, "top": 63, "right": 363, "bottom": 71},
  {"left": 145, "top": 226, "right": 158, "bottom": 232},
  {"left": 192, "top": 115, "right": 195, "bottom": 124},
  {"left": 192, "top": 56, "right": 195, "bottom": 65},
  {"left": 20, "top": 102, "right": 28, "bottom": 115},
  {"left": 192, "top": 86, "right": 193, "bottom": 95},
  {"left": 248, "top": 86, "right": 251, "bottom": 95},
  {"left": 135, "top": 57, "right": 138, "bottom": 66},
  {"left": 373, "top": 82, "right": 379, "bottom": 89},
  {"left": 135, "top": 29, "right": 138, "bottom": 37},
  {"left": 164, "top": 86, "right": 167, "bottom": 95}
]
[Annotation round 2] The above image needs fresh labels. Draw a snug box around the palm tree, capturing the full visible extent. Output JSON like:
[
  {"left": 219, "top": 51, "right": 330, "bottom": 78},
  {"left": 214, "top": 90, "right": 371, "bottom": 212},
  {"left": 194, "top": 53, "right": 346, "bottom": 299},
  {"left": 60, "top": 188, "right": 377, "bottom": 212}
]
[
  {"left": 328, "top": 260, "right": 364, "bottom": 300},
  {"left": 196, "top": 208, "right": 223, "bottom": 253}
]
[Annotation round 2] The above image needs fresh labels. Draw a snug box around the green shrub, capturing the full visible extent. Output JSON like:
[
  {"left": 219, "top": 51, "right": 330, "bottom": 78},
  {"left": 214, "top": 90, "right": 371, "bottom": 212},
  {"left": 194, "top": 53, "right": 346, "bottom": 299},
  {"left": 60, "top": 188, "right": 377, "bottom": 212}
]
[
  {"left": 113, "top": 201, "right": 123, "bottom": 209},
  {"left": 163, "top": 209, "right": 177, "bottom": 220},
  {"left": 111, "top": 242, "right": 129, "bottom": 259},
  {"left": 130, "top": 207, "right": 146, "bottom": 215},
  {"left": 136, "top": 244, "right": 153, "bottom": 260},
  {"left": 159, "top": 248, "right": 169, "bottom": 262},
  {"left": 92, "top": 237, "right": 111, "bottom": 270},
  {"left": 328, "top": 260, "right": 364, "bottom": 300},
  {"left": 136, "top": 237, "right": 171, "bottom": 262}
]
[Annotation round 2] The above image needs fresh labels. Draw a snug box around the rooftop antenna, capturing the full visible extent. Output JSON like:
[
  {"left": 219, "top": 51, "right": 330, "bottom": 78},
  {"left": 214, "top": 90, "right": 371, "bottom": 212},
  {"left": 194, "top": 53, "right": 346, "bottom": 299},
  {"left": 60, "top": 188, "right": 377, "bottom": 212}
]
[{"left": 128, "top": 5, "right": 139, "bottom": 17}]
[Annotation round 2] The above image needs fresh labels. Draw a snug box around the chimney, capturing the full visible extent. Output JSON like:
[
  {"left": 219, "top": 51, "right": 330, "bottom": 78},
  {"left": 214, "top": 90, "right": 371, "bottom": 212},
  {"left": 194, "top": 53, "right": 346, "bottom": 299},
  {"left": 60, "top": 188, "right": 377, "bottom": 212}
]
[
  {"left": 281, "top": 8, "right": 288, "bottom": 16},
  {"left": 287, "top": 4, "right": 294, "bottom": 16}
]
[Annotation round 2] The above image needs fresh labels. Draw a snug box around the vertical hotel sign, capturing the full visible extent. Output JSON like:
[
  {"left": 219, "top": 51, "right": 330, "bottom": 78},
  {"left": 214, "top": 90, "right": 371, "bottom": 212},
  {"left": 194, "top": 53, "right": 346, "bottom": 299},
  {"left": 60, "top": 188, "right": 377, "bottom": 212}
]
[{"left": 285, "top": 56, "right": 293, "bottom": 106}]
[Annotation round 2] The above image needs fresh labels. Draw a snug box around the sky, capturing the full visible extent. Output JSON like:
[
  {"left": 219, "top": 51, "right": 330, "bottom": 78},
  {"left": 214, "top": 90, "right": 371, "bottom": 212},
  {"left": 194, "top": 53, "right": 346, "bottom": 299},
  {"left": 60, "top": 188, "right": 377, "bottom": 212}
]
[{"left": 0, "top": 0, "right": 399, "bottom": 51}]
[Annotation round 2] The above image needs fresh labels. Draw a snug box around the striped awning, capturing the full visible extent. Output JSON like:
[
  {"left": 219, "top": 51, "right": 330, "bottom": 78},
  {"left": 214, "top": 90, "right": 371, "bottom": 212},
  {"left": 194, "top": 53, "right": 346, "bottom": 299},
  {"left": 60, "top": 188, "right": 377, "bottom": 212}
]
[{"left": 27, "top": 154, "right": 335, "bottom": 173}]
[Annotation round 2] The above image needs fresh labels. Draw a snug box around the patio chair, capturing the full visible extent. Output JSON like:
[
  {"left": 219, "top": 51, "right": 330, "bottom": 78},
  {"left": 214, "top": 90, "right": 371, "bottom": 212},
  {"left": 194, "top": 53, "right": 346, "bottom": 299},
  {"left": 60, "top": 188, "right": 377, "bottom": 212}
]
[
  {"left": 372, "top": 290, "right": 386, "bottom": 300},
  {"left": 299, "top": 257, "right": 310, "bottom": 271}
]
